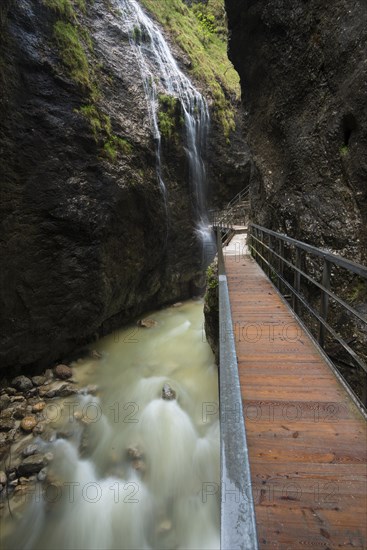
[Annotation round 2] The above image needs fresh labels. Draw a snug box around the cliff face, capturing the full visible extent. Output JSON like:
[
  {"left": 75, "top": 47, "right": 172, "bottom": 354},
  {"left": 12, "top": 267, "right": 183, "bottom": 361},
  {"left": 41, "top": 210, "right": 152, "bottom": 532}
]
[
  {"left": 225, "top": 0, "right": 367, "bottom": 262},
  {"left": 0, "top": 0, "right": 236, "bottom": 371}
]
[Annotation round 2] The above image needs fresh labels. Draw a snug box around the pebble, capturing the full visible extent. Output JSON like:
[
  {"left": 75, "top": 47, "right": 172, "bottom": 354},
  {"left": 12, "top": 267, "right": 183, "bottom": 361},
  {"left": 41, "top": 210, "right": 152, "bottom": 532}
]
[
  {"left": 11, "top": 376, "right": 33, "bottom": 392},
  {"left": 0, "top": 418, "right": 14, "bottom": 432},
  {"left": 161, "top": 383, "right": 176, "bottom": 401},
  {"left": 32, "top": 401, "right": 46, "bottom": 413},
  {"left": 137, "top": 318, "right": 158, "bottom": 328},
  {"left": 0, "top": 395, "right": 10, "bottom": 411},
  {"left": 13, "top": 404, "right": 27, "bottom": 419},
  {"left": 53, "top": 364, "right": 73, "bottom": 380},
  {"left": 22, "top": 444, "right": 38, "bottom": 458},
  {"left": 20, "top": 415, "right": 37, "bottom": 432},
  {"left": 32, "top": 376, "right": 46, "bottom": 386},
  {"left": 43, "top": 452, "right": 54, "bottom": 464},
  {"left": 37, "top": 467, "right": 48, "bottom": 481},
  {"left": 18, "top": 454, "right": 45, "bottom": 476},
  {"left": 0, "top": 471, "right": 6, "bottom": 485},
  {"left": 10, "top": 395, "right": 25, "bottom": 402},
  {"left": 56, "top": 384, "right": 77, "bottom": 397},
  {"left": 32, "top": 423, "right": 45, "bottom": 435},
  {"left": 127, "top": 446, "right": 144, "bottom": 460},
  {"left": 44, "top": 389, "right": 56, "bottom": 399}
]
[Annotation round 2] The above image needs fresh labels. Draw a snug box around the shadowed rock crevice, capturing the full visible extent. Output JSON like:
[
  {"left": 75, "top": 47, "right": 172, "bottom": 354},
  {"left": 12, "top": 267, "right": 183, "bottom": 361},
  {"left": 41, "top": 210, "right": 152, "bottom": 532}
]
[{"left": 225, "top": 0, "right": 367, "bottom": 262}]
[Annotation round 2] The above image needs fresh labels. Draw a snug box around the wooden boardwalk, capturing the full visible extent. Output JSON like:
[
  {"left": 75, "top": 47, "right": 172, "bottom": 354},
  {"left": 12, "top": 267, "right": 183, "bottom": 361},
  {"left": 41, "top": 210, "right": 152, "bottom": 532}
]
[{"left": 224, "top": 234, "right": 367, "bottom": 550}]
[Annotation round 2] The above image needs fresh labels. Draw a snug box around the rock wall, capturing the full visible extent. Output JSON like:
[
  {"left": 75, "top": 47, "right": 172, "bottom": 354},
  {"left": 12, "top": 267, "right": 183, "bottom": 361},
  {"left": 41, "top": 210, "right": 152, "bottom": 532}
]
[
  {"left": 225, "top": 0, "right": 367, "bottom": 262},
  {"left": 0, "top": 0, "right": 234, "bottom": 371}
]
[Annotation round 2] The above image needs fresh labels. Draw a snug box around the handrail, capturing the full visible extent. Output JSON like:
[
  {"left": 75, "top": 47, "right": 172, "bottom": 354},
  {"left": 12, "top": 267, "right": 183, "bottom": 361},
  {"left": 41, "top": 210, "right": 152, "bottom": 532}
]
[
  {"left": 248, "top": 223, "right": 367, "bottom": 409},
  {"left": 217, "top": 229, "right": 259, "bottom": 549},
  {"left": 250, "top": 223, "right": 367, "bottom": 277},
  {"left": 226, "top": 185, "right": 250, "bottom": 210}
]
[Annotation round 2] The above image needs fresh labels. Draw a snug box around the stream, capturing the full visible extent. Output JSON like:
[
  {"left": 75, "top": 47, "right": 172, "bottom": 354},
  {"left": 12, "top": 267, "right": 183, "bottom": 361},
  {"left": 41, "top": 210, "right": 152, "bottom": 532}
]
[{"left": 2, "top": 300, "right": 220, "bottom": 549}]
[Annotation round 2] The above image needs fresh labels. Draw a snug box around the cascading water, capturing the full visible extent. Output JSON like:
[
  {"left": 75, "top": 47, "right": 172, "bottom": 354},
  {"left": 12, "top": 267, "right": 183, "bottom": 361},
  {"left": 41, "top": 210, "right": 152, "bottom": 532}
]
[
  {"left": 2, "top": 301, "right": 220, "bottom": 549},
  {"left": 119, "top": 0, "right": 214, "bottom": 253},
  {"left": 1, "top": 5, "right": 220, "bottom": 548}
]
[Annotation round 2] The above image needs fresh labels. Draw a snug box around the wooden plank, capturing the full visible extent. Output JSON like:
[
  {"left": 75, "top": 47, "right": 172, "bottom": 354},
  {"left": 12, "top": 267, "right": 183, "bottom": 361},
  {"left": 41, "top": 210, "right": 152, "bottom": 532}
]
[{"left": 224, "top": 240, "right": 367, "bottom": 550}]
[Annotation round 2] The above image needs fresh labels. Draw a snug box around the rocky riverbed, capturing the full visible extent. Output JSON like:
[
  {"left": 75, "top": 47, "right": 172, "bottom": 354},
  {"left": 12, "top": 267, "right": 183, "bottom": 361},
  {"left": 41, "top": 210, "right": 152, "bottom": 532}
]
[{"left": 0, "top": 352, "right": 101, "bottom": 515}]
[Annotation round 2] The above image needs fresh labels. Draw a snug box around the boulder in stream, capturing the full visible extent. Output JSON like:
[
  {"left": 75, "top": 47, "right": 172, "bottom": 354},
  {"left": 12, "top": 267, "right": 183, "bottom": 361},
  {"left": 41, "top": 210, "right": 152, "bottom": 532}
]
[
  {"left": 138, "top": 318, "right": 158, "bottom": 328},
  {"left": 53, "top": 364, "right": 73, "bottom": 380},
  {"left": 161, "top": 383, "right": 176, "bottom": 401},
  {"left": 11, "top": 376, "right": 33, "bottom": 392},
  {"left": 18, "top": 454, "right": 45, "bottom": 476},
  {"left": 20, "top": 415, "right": 37, "bottom": 432}
]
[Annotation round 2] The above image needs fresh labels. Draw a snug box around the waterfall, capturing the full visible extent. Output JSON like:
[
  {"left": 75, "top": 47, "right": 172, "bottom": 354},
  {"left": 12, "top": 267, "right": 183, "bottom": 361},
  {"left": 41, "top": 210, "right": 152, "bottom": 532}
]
[{"left": 119, "top": 0, "right": 214, "bottom": 253}]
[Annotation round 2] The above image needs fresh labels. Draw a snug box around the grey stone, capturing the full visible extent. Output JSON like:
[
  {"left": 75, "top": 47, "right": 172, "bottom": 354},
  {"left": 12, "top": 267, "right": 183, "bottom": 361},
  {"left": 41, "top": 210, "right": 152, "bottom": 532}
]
[
  {"left": 32, "top": 376, "right": 46, "bottom": 386},
  {"left": 18, "top": 454, "right": 46, "bottom": 476},
  {"left": 11, "top": 376, "right": 33, "bottom": 392},
  {"left": 161, "top": 383, "right": 176, "bottom": 401},
  {"left": 22, "top": 444, "right": 38, "bottom": 458},
  {"left": 0, "top": 418, "right": 14, "bottom": 432}
]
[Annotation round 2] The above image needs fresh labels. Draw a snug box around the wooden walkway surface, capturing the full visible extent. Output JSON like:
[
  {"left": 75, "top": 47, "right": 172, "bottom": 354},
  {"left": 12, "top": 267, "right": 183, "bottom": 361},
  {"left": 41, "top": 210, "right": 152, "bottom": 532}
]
[{"left": 224, "top": 235, "right": 367, "bottom": 550}]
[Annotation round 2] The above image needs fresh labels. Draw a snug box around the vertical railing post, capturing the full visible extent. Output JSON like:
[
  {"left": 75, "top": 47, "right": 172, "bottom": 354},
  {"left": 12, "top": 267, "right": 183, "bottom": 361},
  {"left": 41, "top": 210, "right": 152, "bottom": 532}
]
[
  {"left": 292, "top": 248, "right": 301, "bottom": 314},
  {"left": 268, "top": 234, "right": 273, "bottom": 279},
  {"left": 278, "top": 239, "right": 284, "bottom": 293},
  {"left": 318, "top": 259, "right": 331, "bottom": 348},
  {"left": 362, "top": 378, "right": 367, "bottom": 410}
]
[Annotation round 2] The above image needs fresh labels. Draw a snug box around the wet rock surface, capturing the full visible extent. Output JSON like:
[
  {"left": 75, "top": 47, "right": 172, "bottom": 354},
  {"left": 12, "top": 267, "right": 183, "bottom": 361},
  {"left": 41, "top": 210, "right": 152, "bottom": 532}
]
[
  {"left": 138, "top": 318, "right": 159, "bottom": 329},
  {"left": 225, "top": 0, "right": 367, "bottom": 262},
  {"left": 0, "top": 358, "right": 101, "bottom": 508},
  {"left": 0, "top": 0, "right": 232, "bottom": 372},
  {"left": 161, "top": 383, "right": 176, "bottom": 400},
  {"left": 53, "top": 364, "right": 73, "bottom": 380}
]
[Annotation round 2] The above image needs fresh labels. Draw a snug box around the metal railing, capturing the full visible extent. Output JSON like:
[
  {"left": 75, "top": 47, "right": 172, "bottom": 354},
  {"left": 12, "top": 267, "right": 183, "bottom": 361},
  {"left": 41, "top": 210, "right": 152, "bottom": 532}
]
[
  {"left": 248, "top": 223, "right": 367, "bottom": 409},
  {"left": 226, "top": 185, "right": 250, "bottom": 210},
  {"left": 209, "top": 186, "right": 250, "bottom": 232},
  {"left": 217, "top": 229, "right": 258, "bottom": 549}
]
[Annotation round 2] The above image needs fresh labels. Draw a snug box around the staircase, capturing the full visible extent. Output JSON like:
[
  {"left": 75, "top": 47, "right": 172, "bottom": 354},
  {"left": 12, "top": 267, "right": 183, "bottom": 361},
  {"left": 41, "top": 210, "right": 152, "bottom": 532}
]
[{"left": 209, "top": 186, "right": 250, "bottom": 244}]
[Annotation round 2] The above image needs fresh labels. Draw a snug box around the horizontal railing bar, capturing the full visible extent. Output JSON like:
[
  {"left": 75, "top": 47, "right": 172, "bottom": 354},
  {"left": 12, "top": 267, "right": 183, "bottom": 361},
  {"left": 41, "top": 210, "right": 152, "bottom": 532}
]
[
  {"left": 250, "top": 223, "right": 367, "bottom": 278},
  {"left": 226, "top": 185, "right": 250, "bottom": 209},
  {"left": 218, "top": 230, "right": 259, "bottom": 548},
  {"left": 249, "top": 244, "right": 367, "bottom": 376},
  {"left": 250, "top": 234, "right": 367, "bottom": 325}
]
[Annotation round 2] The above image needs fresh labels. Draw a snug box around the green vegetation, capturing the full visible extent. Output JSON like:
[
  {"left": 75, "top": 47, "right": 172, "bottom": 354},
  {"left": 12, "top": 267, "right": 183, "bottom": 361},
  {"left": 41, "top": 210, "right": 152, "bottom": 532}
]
[
  {"left": 340, "top": 145, "right": 349, "bottom": 157},
  {"left": 158, "top": 94, "right": 182, "bottom": 141},
  {"left": 79, "top": 104, "right": 132, "bottom": 161},
  {"left": 139, "top": 0, "right": 240, "bottom": 139},
  {"left": 43, "top": 0, "right": 86, "bottom": 18},
  {"left": 44, "top": 0, "right": 131, "bottom": 161},
  {"left": 206, "top": 262, "right": 218, "bottom": 291},
  {"left": 54, "top": 21, "right": 91, "bottom": 89},
  {"left": 103, "top": 136, "right": 132, "bottom": 161}
]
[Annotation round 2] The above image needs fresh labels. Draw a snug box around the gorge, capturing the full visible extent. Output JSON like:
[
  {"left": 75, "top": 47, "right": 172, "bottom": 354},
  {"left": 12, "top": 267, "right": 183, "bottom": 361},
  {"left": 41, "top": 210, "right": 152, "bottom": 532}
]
[
  {"left": 0, "top": 0, "right": 247, "bottom": 372},
  {"left": 1, "top": 0, "right": 366, "bottom": 548}
]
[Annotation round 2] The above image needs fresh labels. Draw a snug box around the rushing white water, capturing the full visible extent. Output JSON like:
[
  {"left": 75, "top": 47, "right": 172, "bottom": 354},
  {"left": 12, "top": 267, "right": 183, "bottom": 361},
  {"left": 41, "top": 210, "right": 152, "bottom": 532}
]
[
  {"left": 3, "top": 301, "right": 220, "bottom": 549},
  {"left": 119, "top": 0, "right": 214, "bottom": 249}
]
